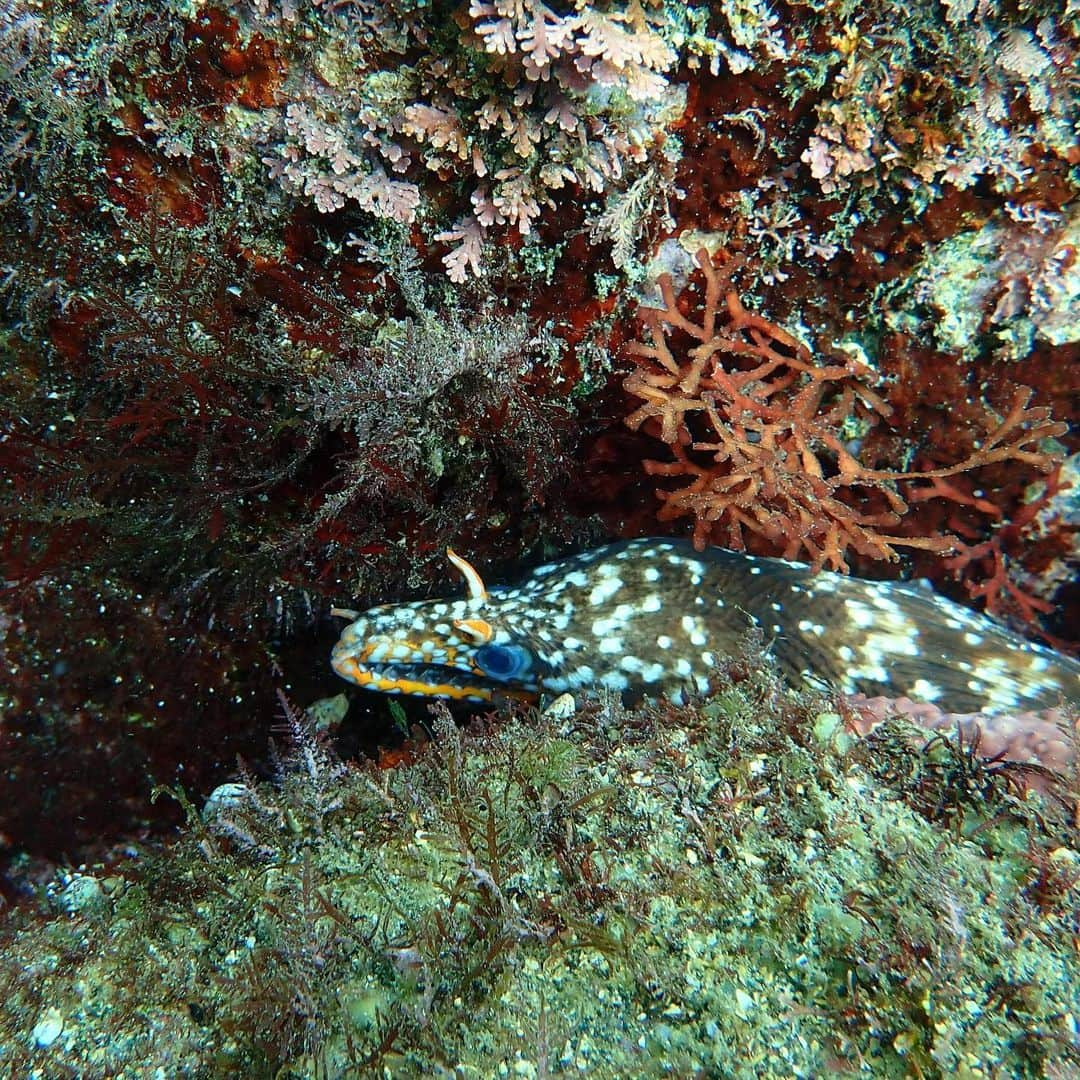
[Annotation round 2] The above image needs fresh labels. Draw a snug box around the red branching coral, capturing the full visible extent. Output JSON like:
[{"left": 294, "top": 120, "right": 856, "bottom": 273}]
[
  {"left": 624, "top": 250, "right": 1066, "bottom": 572},
  {"left": 938, "top": 461, "right": 1076, "bottom": 641}
]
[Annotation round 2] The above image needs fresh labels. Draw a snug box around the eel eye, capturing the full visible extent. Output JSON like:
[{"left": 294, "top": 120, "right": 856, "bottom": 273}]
[{"left": 474, "top": 643, "right": 531, "bottom": 680}]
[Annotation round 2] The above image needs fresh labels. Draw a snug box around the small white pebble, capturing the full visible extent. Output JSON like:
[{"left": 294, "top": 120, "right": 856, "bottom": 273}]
[
  {"left": 33, "top": 1007, "right": 64, "bottom": 1048},
  {"left": 542, "top": 693, "right": 576, "bottom": 720}
]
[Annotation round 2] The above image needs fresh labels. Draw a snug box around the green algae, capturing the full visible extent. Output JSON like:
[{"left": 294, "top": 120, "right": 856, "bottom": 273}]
[
  {"left": 881, "top": 209, "right": 1080, "bottom": 362},
  {"left": 1, "top": 678, "right": 1077, "bottom": 1077}
]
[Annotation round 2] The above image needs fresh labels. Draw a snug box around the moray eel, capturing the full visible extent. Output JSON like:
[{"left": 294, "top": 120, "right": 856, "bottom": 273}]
[{"left": 331, "top": 539, "right": 1080, "bottom": 724}]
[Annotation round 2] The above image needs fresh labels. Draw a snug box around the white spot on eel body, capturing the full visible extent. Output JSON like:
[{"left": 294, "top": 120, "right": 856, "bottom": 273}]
[
  {"left": 642, "top": 662, "right": 665, "bottom": 682},
  {"left": 910, "top": 678, "right": 942, "bottom": 702},
  {"left": 589, "top": 577, "right": 623, "bottom": 607}
]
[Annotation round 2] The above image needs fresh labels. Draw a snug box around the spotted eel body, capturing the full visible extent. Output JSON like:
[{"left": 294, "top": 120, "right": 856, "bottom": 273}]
[{"left": 332, "top": 539, "right": 1079, "bottom": 765}]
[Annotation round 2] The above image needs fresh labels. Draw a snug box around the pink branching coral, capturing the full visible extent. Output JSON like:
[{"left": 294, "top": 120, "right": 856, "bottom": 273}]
[
  {"left": 624, "top": 250, "right": 1066, "bottom": 572},
  {"left": 259, "top": 0, "right": 680, "bottom": 280}
]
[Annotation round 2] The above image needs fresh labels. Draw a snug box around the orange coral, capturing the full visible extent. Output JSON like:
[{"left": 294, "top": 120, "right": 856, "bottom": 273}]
[{"left": 624, "top": 249, "right": 1065, "bottom": 572}]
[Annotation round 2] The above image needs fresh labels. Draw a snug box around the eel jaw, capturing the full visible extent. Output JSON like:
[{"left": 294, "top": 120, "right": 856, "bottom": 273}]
[{"left": 331, "top": 638, "right": 536, "bottom": 703}]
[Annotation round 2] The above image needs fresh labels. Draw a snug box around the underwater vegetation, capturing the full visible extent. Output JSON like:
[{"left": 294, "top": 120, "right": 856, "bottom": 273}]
[
  {"left": 623, "top": 247, "right": 1066, "bottom": 572},
  {"left": 1, "top": 673, "right": 1078, "bottom": 1077}
]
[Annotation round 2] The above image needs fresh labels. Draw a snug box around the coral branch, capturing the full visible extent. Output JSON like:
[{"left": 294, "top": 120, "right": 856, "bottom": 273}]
[{"left": 624, "top": 250, "right": 1066, "bottom": 572}]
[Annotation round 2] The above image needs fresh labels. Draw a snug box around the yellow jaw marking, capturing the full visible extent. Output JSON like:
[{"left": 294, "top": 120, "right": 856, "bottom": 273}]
[{"left": 333, "top": 656, "right": 495, "bottom": 701}]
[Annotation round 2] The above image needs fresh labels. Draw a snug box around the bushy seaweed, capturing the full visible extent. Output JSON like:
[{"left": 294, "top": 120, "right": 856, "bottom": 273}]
[{"left": 1, "top": 674, "right": 1076, "bottom": 1077}]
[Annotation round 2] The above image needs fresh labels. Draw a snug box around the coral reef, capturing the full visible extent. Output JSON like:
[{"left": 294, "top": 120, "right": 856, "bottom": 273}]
[
  {"left": 882, "top": 205, "right": 1080, "bottom": 363},
  {"left": 1, "top": 678, "right": 1077, "bottom": 1077},
  {"left": 799, "top": 14, "right": 1077, "bottom": 205},
  {"left": 259, "top": 0, "right": 686, "bottom": 279}
]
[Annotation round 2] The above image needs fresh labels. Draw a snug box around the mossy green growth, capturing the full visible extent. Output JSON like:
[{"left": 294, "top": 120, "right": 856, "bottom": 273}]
[
  {"left": 1, "top": 678, "right": 1077, "bottom": 1078},
  {"left": 880, "top": 210, "right": 1080, "bottom": 362}
]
